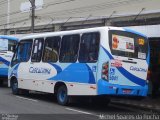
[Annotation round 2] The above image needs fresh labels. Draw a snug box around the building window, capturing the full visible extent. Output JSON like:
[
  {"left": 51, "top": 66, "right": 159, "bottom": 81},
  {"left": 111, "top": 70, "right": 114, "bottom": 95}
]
[
  {"left": 31, "top": 38, "right": 44, "bottom": 62},
  {"left": 59, "top": 34, "right": 80, "bottom": 63},
  {"left": 78, "top": 32, "right": 100, "bottom": 63},
  {"left": 43, "top": 36, "right": 60, "bottom": 62}
]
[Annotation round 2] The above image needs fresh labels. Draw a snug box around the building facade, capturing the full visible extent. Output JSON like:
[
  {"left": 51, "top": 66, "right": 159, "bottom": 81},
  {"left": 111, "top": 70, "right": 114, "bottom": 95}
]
[{"left": 0, "top": 0, "right": 160, "bottom": 34}]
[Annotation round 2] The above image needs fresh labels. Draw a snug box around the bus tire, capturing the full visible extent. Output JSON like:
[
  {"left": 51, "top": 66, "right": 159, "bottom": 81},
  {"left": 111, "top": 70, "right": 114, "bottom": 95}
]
[
  {"left": 56, "top": 85, "right": 69, "bottom": 105},
  {"left": 11, "top": 79, "right": 20, "bottom": 95}
]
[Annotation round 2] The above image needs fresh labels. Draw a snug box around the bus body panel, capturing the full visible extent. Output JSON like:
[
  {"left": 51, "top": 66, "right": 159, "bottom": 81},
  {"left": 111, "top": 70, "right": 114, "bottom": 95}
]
[
  {"left": 9, "top": 62, "right": 97, "bottom": 95},
  {"left": 8, "top": 26, "right": 149, "bottom": 97},
  {"left": 97, "top": 28, "right": 149, "bottom": 96}
]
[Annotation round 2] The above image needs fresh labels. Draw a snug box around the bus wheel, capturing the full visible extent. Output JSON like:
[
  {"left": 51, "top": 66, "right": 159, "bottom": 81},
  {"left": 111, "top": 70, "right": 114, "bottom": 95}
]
[
  {"left": 56, "top": 85, "right": 69, "bottom": 105},
  {"left": 11, "top": 79, "right": 19, "bottom": 95}
]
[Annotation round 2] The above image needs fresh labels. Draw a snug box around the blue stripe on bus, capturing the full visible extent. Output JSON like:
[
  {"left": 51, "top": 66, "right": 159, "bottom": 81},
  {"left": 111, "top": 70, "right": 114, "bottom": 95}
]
[
  {"left": 48, "top": 63, "right": 62, "bottom": 74},
  {"left": 0, "top": 68, "right": 8, "bottom": 77},
  {"left": 0, "top": 35, "right": 19, "bottom": 41},
  {"left": 85, "top": 64, "right": 96, "bottom": 84},
  {"left": 123, "top": 28, "right": 147, "bottom": 38},
  {"left": 117, "top": 67, "right": 146, "bottom": 86},
  {"left": 48, "top": 63, "right": 96, "bottom": 84},
  {"left": 102, "top": 46, "right": 146, "bottom": 86},
  {"left": 146, "top": 45, "right": 150, "bottom": 65},
  {"left": 0, "top": 57, "right": 10, "bottom": 66},
  {"left": 9, "top": 64, "right": 20, "bottom": 78}
]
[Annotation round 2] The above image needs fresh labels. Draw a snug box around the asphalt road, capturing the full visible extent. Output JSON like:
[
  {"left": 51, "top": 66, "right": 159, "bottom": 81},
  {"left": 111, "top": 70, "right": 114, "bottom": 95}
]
[{"left": 0, "top": 85, "right": 158, "bottom": 120}]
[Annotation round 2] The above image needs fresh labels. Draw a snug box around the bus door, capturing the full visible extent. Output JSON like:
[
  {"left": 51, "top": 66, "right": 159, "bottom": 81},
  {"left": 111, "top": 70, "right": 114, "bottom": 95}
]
[{"left": 10, "top": 39, "right": 33, "bottom": 88}]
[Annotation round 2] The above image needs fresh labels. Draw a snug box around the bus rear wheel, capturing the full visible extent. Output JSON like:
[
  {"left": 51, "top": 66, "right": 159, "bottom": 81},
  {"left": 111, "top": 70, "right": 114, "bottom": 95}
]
[
  {"left": 11, "top": 79, "right": 29, "bottom": 95},
  {"left": 56, "top": 85, "right": 69, "bottom": 105}
]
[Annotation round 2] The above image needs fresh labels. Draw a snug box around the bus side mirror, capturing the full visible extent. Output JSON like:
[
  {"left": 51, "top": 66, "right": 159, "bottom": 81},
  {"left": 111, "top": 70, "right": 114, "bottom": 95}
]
[
  {"left": 12, "top": 46, "right": 16, "bottom": 53},
  {"left": 12, "top": 47, "right": 15, "bottom": 52}
]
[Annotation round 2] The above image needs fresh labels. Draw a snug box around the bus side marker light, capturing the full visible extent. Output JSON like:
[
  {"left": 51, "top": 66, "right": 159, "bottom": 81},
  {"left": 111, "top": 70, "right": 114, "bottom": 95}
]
[
  {"left": 70, "top": 84, "right": 74, "bottom": 87},
  {"left": 90, "top": 86, "right": 96, "bottom": 89}
]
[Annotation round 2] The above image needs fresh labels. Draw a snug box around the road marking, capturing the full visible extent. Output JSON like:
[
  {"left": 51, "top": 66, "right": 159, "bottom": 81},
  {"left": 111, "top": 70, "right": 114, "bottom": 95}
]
[
  {"left": 147, "top": 105, "right": 152, "bottom": 108},
  {"left": 16, "top": 96, "right": 38, "bottom": 102},
  {"left": 66, "top": 108, "right": 99, "bottom": 117}
]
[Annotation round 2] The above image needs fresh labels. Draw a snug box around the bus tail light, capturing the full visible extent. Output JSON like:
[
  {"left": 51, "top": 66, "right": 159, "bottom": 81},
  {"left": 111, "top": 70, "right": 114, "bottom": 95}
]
[
  {"left": 102, "top": 62, "right": 109, "bottom": 81},
  {"left": 147, "top": 69, "right": 151, "bottom": 82}
]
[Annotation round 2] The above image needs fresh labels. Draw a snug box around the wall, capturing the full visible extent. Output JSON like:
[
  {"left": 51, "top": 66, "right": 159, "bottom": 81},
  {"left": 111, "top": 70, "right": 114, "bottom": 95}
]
[
  {"left": 0, "top": 0, "right": 160, "bottom": 34},
  {"left": 126, "top": 25, "right": 160, "bottom": 38}
]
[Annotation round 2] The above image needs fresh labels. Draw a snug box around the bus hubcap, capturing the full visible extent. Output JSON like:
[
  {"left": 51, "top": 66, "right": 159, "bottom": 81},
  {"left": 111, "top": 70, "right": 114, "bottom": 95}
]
[{"left": 59, "top": 90, "right": 66, "bottom": 102}]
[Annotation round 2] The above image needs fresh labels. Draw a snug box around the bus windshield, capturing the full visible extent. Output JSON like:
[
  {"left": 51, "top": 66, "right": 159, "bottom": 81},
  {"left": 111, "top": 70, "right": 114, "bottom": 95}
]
[
  {"left": 0, "top": 39, "right": 17, "bottom": 52},
  {"left": 109, "top": 30, "right": 148, "bottom": 59}
]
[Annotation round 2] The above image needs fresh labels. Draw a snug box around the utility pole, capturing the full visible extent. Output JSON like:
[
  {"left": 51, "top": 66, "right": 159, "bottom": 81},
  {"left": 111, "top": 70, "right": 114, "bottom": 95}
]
[
  {"left": 7, "top": 0, "right": 10, "bottom": 29},
  {"left": 29, "top": 0, "right": 35, "bottom": 33}
]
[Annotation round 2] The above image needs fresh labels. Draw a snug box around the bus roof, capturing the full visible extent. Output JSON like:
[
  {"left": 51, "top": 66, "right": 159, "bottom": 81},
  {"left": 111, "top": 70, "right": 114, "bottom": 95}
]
[
  {"left": 20, "top": 26, "right": 147, "bottom": 40},
  {"left": 0, "top": 35, "right": 19, "bottom": 41},
  {"left": 123, "top": 28, "right": 147, "bottom": 38}
]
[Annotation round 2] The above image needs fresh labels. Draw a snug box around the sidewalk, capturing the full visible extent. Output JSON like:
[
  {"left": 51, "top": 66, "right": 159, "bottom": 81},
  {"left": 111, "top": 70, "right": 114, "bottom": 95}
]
[{"left": 111, "top": 97, "right": 160, "bottom": 112}]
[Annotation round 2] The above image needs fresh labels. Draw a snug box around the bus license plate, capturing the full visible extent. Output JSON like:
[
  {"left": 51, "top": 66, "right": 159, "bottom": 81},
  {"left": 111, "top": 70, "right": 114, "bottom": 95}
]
[{"left": 123, "top": 89, "right": 131, "bottom": 94}]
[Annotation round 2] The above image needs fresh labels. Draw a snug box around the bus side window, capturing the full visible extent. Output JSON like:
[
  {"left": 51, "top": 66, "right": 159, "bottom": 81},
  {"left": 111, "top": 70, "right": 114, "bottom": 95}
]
[
  {"left": 78, "top": 32, "right": 100, "bottom": 63},
  {"left": 42, "top": 36, "right": 60, "bottom": 62},
  {"left": 59, "top": 34, "right": 80, "bottom": 63},
  {"left": 11, "top": 40, "right": 33, "bottom": 67},
  {"left": 31, "top": 38, "right": 44, "bottom": 62}
]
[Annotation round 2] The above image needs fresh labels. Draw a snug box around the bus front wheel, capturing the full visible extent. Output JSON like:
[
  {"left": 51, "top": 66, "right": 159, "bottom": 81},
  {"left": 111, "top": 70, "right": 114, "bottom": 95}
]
[
  {"left": 11, "top": 79, "right": 19, "bottom": 95},
  {"left": 56, "top": 85, "right": 69, "bottom": 105}
]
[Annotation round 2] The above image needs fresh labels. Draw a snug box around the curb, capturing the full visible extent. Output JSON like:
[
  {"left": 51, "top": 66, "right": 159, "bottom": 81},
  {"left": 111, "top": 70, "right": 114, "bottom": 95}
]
[{"left": 111, "top": 100, "right": 160, "bottom": 113}]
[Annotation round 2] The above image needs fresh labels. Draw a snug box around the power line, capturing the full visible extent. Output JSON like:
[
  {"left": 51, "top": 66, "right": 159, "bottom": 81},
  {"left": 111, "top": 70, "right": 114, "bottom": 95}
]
[
  {"left": 37, "top": 0, "right": 144, "bottom": 17},
  {"left": 0, "top": 0, "right": 143, "bottom": 19},
  {"left": 43, "top": 0, "right": 76, "bottom": 8},
  {"left": 0, "top": 0, "right": 146, "bottom": 27},
  {"left": 0, "top": 0, "right": 76, "bottom": 19},
  {"left": 0, "top": 0, "right": 8, "bottom": 4},
  {"left": 0, "top": 12, "right": 153, "bottom": 29},
  {"left": 0, "top": 18, "right": 30, "bottom": 27},
  {"left": 0, "top": 0, "right": 15, "bottom": 6},
  {"left": 0, "top": 0, "right": 22, "bottom": 18},
  {"left": 134, "top": 8, "right": 145, "bottom": 21}
]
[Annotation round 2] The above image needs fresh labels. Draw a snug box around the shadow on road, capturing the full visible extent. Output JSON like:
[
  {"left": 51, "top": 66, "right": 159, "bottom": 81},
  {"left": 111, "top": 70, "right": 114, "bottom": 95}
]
[{"left": 19, "top": 92, "right": 135, "bottom": 113}]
